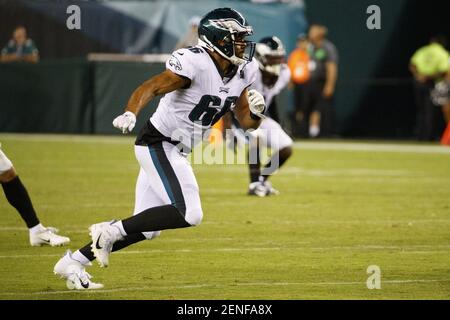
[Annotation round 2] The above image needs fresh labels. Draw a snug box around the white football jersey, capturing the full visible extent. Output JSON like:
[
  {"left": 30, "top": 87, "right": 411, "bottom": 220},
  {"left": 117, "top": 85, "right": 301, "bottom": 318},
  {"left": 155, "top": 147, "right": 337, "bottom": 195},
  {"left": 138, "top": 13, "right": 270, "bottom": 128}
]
[
  {"left": 150, "top": 46, "right": 258, "bottom": 148},
  {"left": 250, "top": 64, "right": 291, "bottom": 110}
]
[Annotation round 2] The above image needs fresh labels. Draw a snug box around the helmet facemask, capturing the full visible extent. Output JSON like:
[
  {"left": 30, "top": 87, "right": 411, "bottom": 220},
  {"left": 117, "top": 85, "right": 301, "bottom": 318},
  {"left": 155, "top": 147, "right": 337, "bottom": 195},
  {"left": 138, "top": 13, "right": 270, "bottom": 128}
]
[
  {"left": 198, "top": 18, "right": 255, "bottom": 66},
  {"left": 220, "top": 32, "right": 255, "bottom": 65}
]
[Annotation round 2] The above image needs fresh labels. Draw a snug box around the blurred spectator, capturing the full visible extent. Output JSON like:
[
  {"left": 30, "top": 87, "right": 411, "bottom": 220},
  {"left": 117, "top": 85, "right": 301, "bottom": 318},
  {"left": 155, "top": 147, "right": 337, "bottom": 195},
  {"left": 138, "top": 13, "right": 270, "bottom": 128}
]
[
  {"left": 288, "top": 34, "right": 311, "bottom": 137},
  {"left": 301, "top": 24, "right": 338, "bottom": 138},
  {"left": 409, "top": 35, "right": 449, "bottom": 141},
  {"left": 174, "top": 16, "right": 201, "bottom": 50},
  {"left": 1, "top": 26, "right": 39, "bottom": 63}
]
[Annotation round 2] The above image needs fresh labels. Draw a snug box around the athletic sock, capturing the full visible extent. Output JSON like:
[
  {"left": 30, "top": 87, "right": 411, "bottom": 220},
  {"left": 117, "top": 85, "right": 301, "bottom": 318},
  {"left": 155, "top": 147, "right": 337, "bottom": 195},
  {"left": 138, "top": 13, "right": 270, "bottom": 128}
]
[
  {"left": 77, "top": 233, "right": 148, "bottom": 262},
  {"left": 29, "top": 223, "right": 46, "bottom": 235},
  {"left": 72, "top": 249, "right": 92, "bottom": 265},
  {"left": 1, "top": 176, "right": 40, "bottom": 228},
  {"left": 261, "top": 149, "right": 291, "bottom": 180},
  {"left": 111, "top": 220, "right": 127, "bottom": 237},
  {"left": 249, "top": 163, "right": 261, "bottom": 183},
  {"left": 248, "top": 146, "right": 260, "bottom": 183}
]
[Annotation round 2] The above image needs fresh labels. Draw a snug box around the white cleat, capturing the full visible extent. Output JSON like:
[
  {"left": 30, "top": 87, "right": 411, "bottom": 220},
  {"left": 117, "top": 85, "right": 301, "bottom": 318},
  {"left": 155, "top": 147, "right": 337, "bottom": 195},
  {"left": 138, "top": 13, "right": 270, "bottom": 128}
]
[
  {"left": 30, "top": 227, "right": 71, "bottom": 247},
  {"left": 54, "top": 250, "right": 103, "bottom": 290},
  {"left": 89, "top": 221, "right": 123, "bottom": 268},
  {"left": 248, "top": 182, "right": 268, "bottom": 197},
  {"left": 263, "top": 181, "right": 280, "bottom": 196}
]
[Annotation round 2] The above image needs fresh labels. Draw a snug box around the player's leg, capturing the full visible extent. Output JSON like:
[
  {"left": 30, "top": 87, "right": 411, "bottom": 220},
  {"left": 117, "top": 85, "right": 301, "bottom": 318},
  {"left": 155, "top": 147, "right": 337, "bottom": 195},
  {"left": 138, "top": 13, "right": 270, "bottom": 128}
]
[
  {"left": 55, "top": 140, "right": 202, "bottom": 288},
  {"left": 0, "top": 147, "right": 70, "bottom": 246},
  {"left": 1, "top": 148, "right": 40, "bottom": 229},
  {"left": 71, "top": 167, "right": 163, "bottom": 266},
  {"left": 248, "top": 100, "right": 278, "bottom": 190},
  {"left": 229, "top": 123, "right": 266, "bottom": 197},
  {"left": 90, "top": 142, "right": 202, "bottom": 267},
  {"left": 248, "top": 136, "right": 261, "bottom": 184},
  {"left": 54, "top": 165, "right": 167, "bottom": 290},
  {"left": 247, "top": 134, "right": 267, "bottom": 197},
  {"left": 259, "top": 117, "right": 293, "bottom": 194}
]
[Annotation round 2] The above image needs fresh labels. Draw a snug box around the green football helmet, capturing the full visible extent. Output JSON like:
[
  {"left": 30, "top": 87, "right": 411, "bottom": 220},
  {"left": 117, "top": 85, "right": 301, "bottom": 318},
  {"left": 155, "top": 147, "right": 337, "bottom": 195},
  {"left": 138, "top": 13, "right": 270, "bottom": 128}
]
[
  {"left": 198, "top": 8, "right": 255, "bottom": 66},
  {"left": 255, "top": 36, "right": 286, "bottom": 76}
]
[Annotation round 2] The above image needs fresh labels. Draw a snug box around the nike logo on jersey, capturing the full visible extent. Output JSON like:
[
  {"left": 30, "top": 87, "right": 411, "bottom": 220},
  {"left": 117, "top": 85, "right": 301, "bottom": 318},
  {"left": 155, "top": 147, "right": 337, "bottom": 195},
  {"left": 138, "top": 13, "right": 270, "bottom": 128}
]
[
  {"left": 177, "top": 52, "right": 184, "bottom": 56},
  {"left": 95, "top": 235, "right": 102, "bottom": 249},
  {"left": 219, "top": 87, "right": 230, "bottom": 94}
]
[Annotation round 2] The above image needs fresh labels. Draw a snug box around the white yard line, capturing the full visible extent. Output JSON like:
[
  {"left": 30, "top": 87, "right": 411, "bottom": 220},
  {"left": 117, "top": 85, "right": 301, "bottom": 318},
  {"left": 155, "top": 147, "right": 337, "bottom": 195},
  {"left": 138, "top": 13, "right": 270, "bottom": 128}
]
[
  {"left": 2, "top": 219, "right": 449, "bottom": 234},
  {"left": 193, "top": 167, "right": 415, "bottom": 176},
  {"left": 0, "top": 244, "right": 449, "bottom": 259},
  {"left": 293, "top": 141, "right": 450, "bottom": 154},
  {"left": 1, "top": 133, "right": 449, "bottom": 154},
  {"left": 0, "top": 134, "right": 134, "bottom": 145}
]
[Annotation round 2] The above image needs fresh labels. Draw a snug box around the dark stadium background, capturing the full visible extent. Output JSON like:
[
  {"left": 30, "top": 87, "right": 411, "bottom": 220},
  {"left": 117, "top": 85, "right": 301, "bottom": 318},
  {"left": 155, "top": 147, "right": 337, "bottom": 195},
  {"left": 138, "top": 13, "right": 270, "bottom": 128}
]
[{"left": 1, "top": 0, "right": 449, "bottom": 138}]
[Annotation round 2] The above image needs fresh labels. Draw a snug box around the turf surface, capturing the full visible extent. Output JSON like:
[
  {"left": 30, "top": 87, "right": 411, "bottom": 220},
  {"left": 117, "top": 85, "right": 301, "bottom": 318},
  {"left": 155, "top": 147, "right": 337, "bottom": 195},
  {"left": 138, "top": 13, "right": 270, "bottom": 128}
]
[{"left": 0, "top": 134, "right": 449, "bottom": 299}]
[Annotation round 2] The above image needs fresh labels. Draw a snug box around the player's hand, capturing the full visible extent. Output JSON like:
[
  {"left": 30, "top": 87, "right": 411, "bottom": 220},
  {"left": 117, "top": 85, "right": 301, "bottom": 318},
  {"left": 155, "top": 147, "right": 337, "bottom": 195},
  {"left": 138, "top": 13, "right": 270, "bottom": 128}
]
[
  {"left": 112, "top": 111, "right": 136, "bottom": 134},
  {"left": 248, "top": 89, "right": 266, "bottom": 120}
]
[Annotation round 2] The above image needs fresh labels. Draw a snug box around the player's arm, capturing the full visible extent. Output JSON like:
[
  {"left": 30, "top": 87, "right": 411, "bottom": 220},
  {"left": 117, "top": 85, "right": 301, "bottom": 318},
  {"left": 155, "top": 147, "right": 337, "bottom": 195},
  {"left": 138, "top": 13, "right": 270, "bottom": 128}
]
[
  {"left": 113, "top": 70, "right": 190, "bottom": 133},
  {"left": 126, "top": 70, "right": 189, "bottom": 115},
  {"left": 232, "top": 88, "right": 264, "bottom": 131}
]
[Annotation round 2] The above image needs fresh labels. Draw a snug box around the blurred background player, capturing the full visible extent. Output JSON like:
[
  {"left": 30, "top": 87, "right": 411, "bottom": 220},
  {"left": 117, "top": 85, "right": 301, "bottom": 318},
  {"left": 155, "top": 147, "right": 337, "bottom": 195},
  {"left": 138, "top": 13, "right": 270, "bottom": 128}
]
[
  {"left": 174, "top": 16, "right": 201, "bottom": 50},
  {"left": 0, "top": 144, "right": 70, "bottom": 246},
  {"left": 1, "top": 26, "right": 39, "bottom": 63},
  {"left": 301, "top": 24, "right": 338, "bottom": 138},
  {"left": 409, "top": 35, "right": 449, "bottom": 141},
  {"left": 226, "top": 36, "right": 293, "bottom": 197}
]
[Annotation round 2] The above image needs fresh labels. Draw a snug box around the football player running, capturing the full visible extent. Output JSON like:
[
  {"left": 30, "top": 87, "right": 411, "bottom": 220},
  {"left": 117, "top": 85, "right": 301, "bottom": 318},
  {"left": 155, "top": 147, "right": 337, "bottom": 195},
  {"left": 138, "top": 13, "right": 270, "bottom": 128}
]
[
  {"left": 226, "top": 36, "right": 293, "bottom": 197},
  {"left": 53, "top": 8, "right": 265, "bottom": 290}
]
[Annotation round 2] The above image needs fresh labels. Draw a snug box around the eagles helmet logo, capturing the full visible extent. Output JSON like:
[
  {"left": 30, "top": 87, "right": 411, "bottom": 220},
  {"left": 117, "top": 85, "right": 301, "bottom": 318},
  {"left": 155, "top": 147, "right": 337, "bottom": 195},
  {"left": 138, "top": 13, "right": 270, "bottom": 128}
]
[
  {"left": 208, "top": 18, "right": 253, "bottom": 34},
  {"left": 198, "top": 8, "right": 256, "bottom": 66}
]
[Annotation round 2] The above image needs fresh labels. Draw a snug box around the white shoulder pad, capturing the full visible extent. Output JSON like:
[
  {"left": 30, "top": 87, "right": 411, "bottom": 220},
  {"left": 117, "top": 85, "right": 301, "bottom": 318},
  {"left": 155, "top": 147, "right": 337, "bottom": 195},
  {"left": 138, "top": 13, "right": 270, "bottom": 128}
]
[{"left": 166, "top": 46, "right": 207, "bottom": 81}]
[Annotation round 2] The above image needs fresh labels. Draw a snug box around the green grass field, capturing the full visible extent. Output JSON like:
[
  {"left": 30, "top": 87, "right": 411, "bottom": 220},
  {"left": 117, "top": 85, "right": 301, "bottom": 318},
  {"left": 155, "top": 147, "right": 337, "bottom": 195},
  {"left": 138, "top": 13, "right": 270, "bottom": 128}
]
[{"left": 0, "top": 134, "right": 449, "bottom": 300}]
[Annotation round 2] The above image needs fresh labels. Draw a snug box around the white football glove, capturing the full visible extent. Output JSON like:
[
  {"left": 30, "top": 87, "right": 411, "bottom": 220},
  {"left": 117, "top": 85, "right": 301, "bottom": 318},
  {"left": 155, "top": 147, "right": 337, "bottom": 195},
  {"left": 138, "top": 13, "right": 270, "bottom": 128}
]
[
  {"left": 248, "top": 89, "right": 266, "bottom": 119},
  {"left": 112, "top": 111, "right": 136, "bottom": 134}
]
